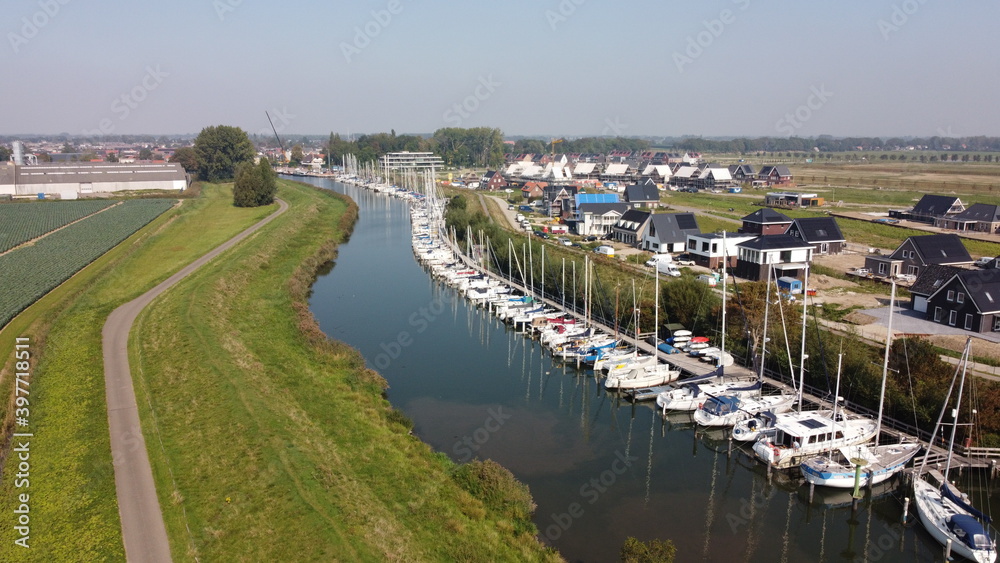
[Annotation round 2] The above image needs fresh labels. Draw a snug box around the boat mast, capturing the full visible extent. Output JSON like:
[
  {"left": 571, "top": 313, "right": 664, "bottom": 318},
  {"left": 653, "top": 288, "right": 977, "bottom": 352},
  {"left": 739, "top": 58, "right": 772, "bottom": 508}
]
[
  {"left": 797, "top": 264, "right": 810, "bottom": 412},
  {"left": 720, "top": 232, "right": 726, "bottom": 375},
  {"left": 655, "top": 265, "right": 660, "bottom": 356},
  {"left": 874, "top": 281, "right": 896, "bottom": 442},
  {"left": 944, "top": 339, "right": 972, "bottom": 484},
  {"left": 758, "top": 263, "right": 773, "bottom": 383}
]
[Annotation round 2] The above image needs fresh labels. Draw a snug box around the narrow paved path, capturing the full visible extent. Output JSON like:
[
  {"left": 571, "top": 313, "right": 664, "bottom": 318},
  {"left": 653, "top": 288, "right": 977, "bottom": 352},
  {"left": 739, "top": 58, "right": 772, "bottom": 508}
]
[{"left": 103, "top": 198, "right": 288, "bottom": 562}]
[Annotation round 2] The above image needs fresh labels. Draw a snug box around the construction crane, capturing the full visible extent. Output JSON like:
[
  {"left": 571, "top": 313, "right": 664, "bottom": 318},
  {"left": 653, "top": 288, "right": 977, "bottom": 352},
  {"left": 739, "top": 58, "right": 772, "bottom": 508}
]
[{"left": 551, "top": 138, "right": 563, "bottom": 155}]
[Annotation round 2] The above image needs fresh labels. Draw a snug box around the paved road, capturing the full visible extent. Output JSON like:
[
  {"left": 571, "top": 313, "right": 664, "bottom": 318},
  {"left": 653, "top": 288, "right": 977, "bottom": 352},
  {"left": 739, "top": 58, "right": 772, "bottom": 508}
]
[{"left": 103, "top": 199, "right": 288, "bottom": 562}]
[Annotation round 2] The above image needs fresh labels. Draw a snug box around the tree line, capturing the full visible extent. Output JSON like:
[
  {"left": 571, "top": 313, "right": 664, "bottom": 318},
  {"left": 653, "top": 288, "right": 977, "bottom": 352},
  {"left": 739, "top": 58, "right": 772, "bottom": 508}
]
[{"left": 675, "top": 135, "right": 1000, "bottom": 153}]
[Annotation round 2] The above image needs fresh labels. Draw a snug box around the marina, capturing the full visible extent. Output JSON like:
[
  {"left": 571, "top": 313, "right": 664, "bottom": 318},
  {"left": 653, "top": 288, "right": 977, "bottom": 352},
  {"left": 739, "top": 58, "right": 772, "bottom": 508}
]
[{"left": 298, "top": 173, "right": 1000, "bottom": 561}]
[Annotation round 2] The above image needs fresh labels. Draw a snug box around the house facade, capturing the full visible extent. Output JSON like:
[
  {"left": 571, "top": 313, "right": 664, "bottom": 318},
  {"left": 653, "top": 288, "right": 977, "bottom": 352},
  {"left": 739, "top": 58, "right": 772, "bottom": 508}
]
[
  {"left": 481, "top": 170, "right": 507, "bottom": 191},
  {"left": 612, "top": 209, "right": 652, "bottom": 245},
  {"left": 574, "top": 203, "right": 629, "bottom": 236},
  {"left": 642, "top": 213, "right": 701, "bottom": 254},
  {"left": 758, "top": 166, "right": 793, "bottom": 186},
  {"left": 864, "top": 234, "right": 973, "bottom": 279},
  {"left": 740, "top": 208, "right": 792, "bottom": 236},
  {"left": 935, "top": 203, "right": 1000, "bottom": 233},
  {"left": 685, "top": 232, "right": 753, "bottom": 269},
  {"left": 925, "top": 270, "right": 1000, "bottom": 333},
  {"left": 734, "top": 235, "right": 814, "bottom": 281},
  {"left": 786, "top": 217, "right": 845, "bottom": 255}
]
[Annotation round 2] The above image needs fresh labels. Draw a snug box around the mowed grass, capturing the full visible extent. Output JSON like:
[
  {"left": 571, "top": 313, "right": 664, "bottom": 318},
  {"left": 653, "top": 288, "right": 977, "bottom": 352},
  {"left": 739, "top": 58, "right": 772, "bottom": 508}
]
[
  {"left": 0, "top": 183, "right": 275, "bottom": 560},
  {"left": 130, "top": 180, "right": 558, "bottom": 561}
]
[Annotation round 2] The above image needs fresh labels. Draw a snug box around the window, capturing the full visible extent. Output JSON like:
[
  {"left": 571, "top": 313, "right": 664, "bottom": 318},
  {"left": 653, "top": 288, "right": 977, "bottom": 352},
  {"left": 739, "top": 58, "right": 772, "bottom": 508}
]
[
  {"left": 994, "top": 317, "right": 1000, "bottom": 332},
  {"left": 878, "top": 263, "right": 887, "bottom": 275},
  {"left": 965, "top": 314, "right": 974, "bottom": 330},
  {"left": 821, "top": 243, "right": 829, "bottom": 254},
  {"left": 907, "top": 265, "right": 919, "bottom": 276},
  {"left": 702, "top": 242, "right": 710, "bottom": 252},
  {"left": 957, "top": 292, "right": 965, "bottom": 304},
  {"left": 934, "top": 307, "right": 943, "bottom": 322},
  {"left": 688, "top": 239, "right": 696, "bottom": 250},
  {"left": 949, "top": 310, "right": 957, "bottom": 326},
  {"left": 947, "top": 290, "right": 955, "bottom": 302}
]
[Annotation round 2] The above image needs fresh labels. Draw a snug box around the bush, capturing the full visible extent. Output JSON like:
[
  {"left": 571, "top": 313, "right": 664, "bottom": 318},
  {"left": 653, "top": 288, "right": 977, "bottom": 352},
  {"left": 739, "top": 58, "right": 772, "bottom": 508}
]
[
  {"left": 452, "top": 460, "right": 537, "bottom": 535},
  {"left": 233, "top": 158, "right": 278, "bottom": 207}
]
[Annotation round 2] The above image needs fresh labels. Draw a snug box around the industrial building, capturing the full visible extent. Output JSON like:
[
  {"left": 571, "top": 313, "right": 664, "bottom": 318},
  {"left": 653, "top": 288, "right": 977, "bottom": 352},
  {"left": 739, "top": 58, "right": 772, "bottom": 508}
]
[{"left": 0, "top": 161, "right": 188, "bottom": 199}]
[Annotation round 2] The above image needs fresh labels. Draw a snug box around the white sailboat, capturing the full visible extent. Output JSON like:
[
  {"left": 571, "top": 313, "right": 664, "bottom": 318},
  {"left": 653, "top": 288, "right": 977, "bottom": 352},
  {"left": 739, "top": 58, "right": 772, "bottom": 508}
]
[
  {"left": 800, "top": 281, "right": 920, "bottom": 488},
  {"left": 913, "top": 338, "right": 996, "bottom": 563}
]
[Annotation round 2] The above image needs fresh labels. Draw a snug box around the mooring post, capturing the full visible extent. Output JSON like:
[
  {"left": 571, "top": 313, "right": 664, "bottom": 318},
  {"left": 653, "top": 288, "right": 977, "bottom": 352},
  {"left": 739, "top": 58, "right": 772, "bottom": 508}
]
[
  {"left": 809, "top": 482, "right": 815, "bottom": 503},
  {"left": 945, "top": 538, "right": 953, "bottom": 561},
  {"left": 901, "top": 497, "right": 909, "bottom": 525}
]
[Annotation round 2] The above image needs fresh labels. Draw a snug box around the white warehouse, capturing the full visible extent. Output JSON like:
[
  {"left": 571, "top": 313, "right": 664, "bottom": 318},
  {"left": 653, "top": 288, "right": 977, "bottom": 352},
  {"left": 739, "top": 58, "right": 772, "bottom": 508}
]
[{"left": 0, "top": 162, "right": 188, "bottom": 199}]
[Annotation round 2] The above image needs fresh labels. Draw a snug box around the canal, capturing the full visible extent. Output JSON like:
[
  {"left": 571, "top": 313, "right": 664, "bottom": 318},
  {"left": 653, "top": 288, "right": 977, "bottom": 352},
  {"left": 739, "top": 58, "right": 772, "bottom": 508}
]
[{"left": 296, "top": 176, "right": 983, "bottom": 562}]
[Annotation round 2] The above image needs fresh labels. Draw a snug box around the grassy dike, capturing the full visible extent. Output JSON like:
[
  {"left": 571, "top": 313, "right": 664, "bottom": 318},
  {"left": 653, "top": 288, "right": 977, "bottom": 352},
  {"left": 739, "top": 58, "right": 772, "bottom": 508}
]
[
  {"left": 0, "top": 183, "right": 275, "bottom": 560},
  {"left": 130, "top": 180, "right": 558, "bottom": 561}
]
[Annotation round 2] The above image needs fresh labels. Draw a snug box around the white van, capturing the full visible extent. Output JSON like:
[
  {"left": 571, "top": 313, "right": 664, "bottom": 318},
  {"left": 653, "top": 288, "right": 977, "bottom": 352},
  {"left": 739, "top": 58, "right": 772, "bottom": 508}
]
[
  {"left": 594, "top": 245, "right": 615, "bottom": 257},
  {"left": 696, "top": 274, "right": 718, "bottom": 287},
  {"left": 645, "top": 254, "right": 672, "bottom": 267},
  {"left": 656, "top": 262, "right": 681, "bottom": 277}
]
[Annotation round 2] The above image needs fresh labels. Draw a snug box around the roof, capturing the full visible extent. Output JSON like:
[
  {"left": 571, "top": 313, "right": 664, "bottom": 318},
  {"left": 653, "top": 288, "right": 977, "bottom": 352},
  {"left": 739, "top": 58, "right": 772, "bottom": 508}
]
[
  {"left": 646, "top": 213, "right": 701, "bottom": 244},
  {"left": 604, "top": 163, "right": 629, "bottom": 175},
  {"left": 615, "top": 209, "right": 651, "bottom": 232},
  {"left": 742, "top": 208, "right": 792, "bottom": 225},
  {"left": 624, "top": 184, "right": 660, "bottom": 203},
  {"left": 728, "top": 164, "right": 756, "bottom": 175},
  {"left": 787, "top": 217, "right": 844, "bottom": 243},
  {"left": 907, "top": 234, "right": 972, "bottom": 265},
  {"left": 911, "top": 194, "right": 964, "bottom": 217},
  {"left": 573, "top": 162, "right": 597, "bottom": 175},
  {"left": 575, "top": 193, "right": 619, "bottom": 206},
  {"left": 673, "top": 166, "right": 699, "bottom": 179},
  {"left": 642, "top": 164, "right": 672, "bottom": 177},
  {"left": 951, "top": 203, "right": 1000, "bottom": 223},
  {"left": 760, "top": 165, "right": 792, "bottom": 177},
  {"left": 909, "top": 264, "right": 965, "bottom": 297},
  {"left": 703, "top": 168, "right": 732, "bottom": 181},
  {"left": 577, "top": 202, "right": 629, "bottom": 217},
  {"left": 951, "top": 270, "right": 1000, "bottom": 313},
  {"left": 737, "top": 234, "right": 814, "bottom": 251},
  {"left": 12, "top": 162, "right": 186, "bottom": 185}
]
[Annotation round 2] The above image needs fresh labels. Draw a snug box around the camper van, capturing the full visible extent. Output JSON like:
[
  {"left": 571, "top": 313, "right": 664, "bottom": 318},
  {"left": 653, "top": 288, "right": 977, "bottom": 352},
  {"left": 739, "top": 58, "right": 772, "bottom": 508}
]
[{"left": 594, "top": 245, "right": 615, "bottom": 257}]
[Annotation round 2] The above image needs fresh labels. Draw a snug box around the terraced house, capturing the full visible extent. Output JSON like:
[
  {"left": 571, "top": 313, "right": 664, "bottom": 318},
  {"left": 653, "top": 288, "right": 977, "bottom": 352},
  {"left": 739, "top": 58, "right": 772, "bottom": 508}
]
[{"left": 925, "top": 269, "right": 1000, "bottom": 333}]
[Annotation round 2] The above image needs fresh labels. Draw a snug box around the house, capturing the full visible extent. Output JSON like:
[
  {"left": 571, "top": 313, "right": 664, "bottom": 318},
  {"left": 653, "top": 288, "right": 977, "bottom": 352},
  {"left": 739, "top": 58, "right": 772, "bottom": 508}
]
[
  {"left": 642, "top": 213, "right": 701, "bottom": 254},
  {"left": 573, "top": 162, "right": 599, "bottom": 179},
  {"left": 612, "top": 209, "right": 652, "bottom": 245},
  {"left": 521, "top": 181, "right": 546, "bottom": 200},
  {"left": 864, "top": 233, "right": 973, "bottom": 279},
  {"left": 734, "top": 235, "right": 814, "bottom": 281},
  {"left": 728, "top": 164, "right": 757, "bottom": 183},
  {"left": 786, "top": 217, "right": 846, "bottom": 255},
  {"left": 574, "top": 202, "right": 629, "bottom": 237},
  {"left": 909, "top": 264, "right": 965, "bottom": 313},
  {"left": 543, "top": 185, "right": 578, "bottom": 217},
  {"left": 698, "top": 167, "right": 735, "bottom": 189},
  {"left": 623, "top": 182, "right": 661, "bottom": 209},
  {"left": 765, "top": 192, "right": 824, "bottom": 208},
  {"left": 758, "top": 166, "right": 793, "bottom": 186},
  {"left": 684, "top": 232, "right": 754, "bottom": 269},
  {"left": 641, "top": 164, "right": 672, "bottom": 182},
  {"left": 481, "top": 170, "right": 507, "bottom": 191},
  {"left": 935, "top": 203, "right": 1000, "bottom": 233},
  {"left": 906, "top": 194, "right": 965, "bottom": 224},
  {"left": 669, "top": 166, "right": 700, "bottom": 188},
  {"left": 925, "top": 270, "right": 1000, "bottom": 333},
  {"left": 601, "top": 163, "right": 633, "bottom": 182},
  {"left": 740, "top": 208, "right": 792, "bottom": 236}
]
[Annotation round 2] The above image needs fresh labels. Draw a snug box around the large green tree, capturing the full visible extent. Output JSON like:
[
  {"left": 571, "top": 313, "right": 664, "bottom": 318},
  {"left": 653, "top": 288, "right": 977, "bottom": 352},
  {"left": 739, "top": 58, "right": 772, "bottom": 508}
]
[
  {"left": 194, "top": 125, "right": 255, "bottom": 182},
  {"left": 233, "top": 157, "right": 277, "bottom": 207},
  {"left": 290, "top": 144, "right": 304, "bottom": 166},
  {"left": 0, "top": 145, "right": 11, "bottom": 162}
]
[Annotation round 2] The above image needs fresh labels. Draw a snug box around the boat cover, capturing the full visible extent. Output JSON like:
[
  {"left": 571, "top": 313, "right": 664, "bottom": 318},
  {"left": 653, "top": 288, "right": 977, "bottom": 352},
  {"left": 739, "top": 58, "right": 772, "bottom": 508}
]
[
  {"left": 946, "top": 514, "right": 994, "bottom": 549},
  {"left": 943, "top": 485, "right": 993, "bottom": 524}
]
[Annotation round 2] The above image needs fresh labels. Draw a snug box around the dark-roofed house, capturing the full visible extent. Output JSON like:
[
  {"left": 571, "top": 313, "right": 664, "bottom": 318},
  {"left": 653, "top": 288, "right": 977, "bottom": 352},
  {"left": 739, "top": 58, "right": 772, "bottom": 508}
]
[
  {"left": 909, "top": 264, "right": 965, "bottom": 313},
  {"left": 786, "top": 217, "right": 846, "bottom": 255},
  {"left": 735, "top": 235, "right": 814, "bottom": 281},
  {"left": 907, "top": 194, "right": 965, "bottom": 224},
  {"left": 685, "top": 232, "right": 754, "bottom": 269},
  {"left": 612, "top": 209, "right": 652, "bottom": 245},
  {"left": 935, "top": 203, "right": 1000, "bottom": 233},
  {"left": 574, "top": 202, "right": 629, "bottom": 236},
  {"left": 642, "top": 213, "right": 701, "bottom": 253},
  {"left": 758, "top": 166, "right": 793, "bottom": 186},
  {"left": 864, "top": 234, "right": 973, "bottom": 279},
  {"left": 481, "top": 170, "right": 507, "bottom": 191},
  {"left": 728, "top": 164, "right": 756, "bottom": 183},
  {"left": 740, "top": 208, "right": 793, "bottom": 236},
  {"left": 925, "top": 269, "right": 1000, "bottom": 333},
  {"left": 543, "top": 185, "right": 578, "bottom": 218},
  {"left": 623, "top": 183, "right": 662, "bottom": 209}
]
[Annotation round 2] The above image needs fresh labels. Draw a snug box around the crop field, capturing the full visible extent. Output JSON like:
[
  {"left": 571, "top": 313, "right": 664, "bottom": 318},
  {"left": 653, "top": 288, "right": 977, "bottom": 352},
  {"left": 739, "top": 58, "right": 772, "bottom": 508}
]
[
  {"left": 0, "top": 199, "right": 176, "bottom": 327},
  {"left": 0, "top": 200, "right": 116, "bottom": 253}
]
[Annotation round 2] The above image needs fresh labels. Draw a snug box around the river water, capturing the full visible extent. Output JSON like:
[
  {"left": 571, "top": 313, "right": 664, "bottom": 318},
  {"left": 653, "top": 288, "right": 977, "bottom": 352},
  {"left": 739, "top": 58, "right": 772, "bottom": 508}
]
[{"left": 296, "top": 176, "right": 989, "bottom": 562}]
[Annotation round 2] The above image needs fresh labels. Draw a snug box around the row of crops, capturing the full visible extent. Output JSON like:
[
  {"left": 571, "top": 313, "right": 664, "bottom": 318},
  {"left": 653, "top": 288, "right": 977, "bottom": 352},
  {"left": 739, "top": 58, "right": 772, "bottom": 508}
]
[
  {"left": 0, "top": 199, "right": 117, "bottom": 253},
  {"left": 0, "top": 199, "right": 177, "bottom": 328}
]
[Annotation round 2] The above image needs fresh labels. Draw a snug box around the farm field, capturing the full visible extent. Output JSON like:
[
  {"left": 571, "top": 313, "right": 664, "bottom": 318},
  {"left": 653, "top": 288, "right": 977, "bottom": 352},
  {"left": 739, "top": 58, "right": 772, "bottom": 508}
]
[
  {"left": 0, "top": 199, "right": 116, "bottom": 253},
  {"left": 0, "top": 199, "right": 176, "bottom": 327}
]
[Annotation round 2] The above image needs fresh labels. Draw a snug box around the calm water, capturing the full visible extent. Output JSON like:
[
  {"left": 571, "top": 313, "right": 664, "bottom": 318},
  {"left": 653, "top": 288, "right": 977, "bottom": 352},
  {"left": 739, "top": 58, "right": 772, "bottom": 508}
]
[{"left": 296, "top": 176, "right": 991, "bottom": 562}]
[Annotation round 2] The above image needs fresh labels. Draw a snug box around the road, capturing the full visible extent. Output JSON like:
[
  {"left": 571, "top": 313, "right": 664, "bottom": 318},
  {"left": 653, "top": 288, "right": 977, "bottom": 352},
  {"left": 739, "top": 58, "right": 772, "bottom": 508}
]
[{"left": 102, "top": 198, "right": 288, "bottom": 562}]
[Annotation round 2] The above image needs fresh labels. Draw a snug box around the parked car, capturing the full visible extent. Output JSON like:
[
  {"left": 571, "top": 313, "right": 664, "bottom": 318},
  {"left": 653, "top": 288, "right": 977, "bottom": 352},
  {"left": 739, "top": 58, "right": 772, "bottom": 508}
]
[
  {"left": 894, "top": 273, "right": 916, "bottom": 283},
  {"left": 675, "top": 254, "right": 696, "bottom": 266},
  {"left": 584, "top": 235, "right": 598, "bottom": 242},
  {"left": 557, "top": 237, "right": 572, "bottom": 246},
  {"left": 974, "top": 256, "right": 995, "bottom": 268}
]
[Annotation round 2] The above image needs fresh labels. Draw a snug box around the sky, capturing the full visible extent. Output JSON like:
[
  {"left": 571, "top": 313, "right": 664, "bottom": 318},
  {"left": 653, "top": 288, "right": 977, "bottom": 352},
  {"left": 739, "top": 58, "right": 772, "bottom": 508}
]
[{"left": 3, "top": 0, "right": 998, "bottom": 139}]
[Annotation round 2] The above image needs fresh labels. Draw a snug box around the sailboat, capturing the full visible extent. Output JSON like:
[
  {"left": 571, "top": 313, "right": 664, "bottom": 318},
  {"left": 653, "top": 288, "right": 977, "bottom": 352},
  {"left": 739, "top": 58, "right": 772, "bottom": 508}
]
[
  {"left": 913, "top": 338, "right": 996, "bottom": 563},
  {"left": 800, "top": 281, "right": 920, "bottom": 488}
]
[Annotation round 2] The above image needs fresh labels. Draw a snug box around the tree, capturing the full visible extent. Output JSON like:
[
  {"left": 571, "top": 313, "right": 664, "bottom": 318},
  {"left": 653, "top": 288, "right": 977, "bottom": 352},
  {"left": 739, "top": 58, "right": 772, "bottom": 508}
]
[
  {"left": 233, "top": 157, "right": 277, "bottom": 207},
  {"left": 138, "top": 148, "right": 153, "bottom": 160},
  {"left": 0, "top": 145, "right": 11, "bottom": 162},
  {"left": 61, "top": 142, "right": 75, "bottom": 154},
  {"left": 193, "top": 125, "right": 256, "bottom": 182},
  {"left": 169, "top": 146, "right": 198, "bottom": 172},
  {"left": 620, "top": 537, "right": 677, "bottom": 563},
  {"left": 290, "top": 144, "right": 304, "bottom": 166},
  {"left": 106, "top": 151, "right": 119, "bottom": 163}
]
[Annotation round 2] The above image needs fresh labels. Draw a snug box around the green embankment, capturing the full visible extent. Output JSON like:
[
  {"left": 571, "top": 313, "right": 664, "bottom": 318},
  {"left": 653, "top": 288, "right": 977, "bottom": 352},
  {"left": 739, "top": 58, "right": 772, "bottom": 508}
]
[
  {"left": 130, "top": 180, "right": 556, "bottom": 561},
  {"left": 0, "top": 183, "right": 274, "bottom": 560}
]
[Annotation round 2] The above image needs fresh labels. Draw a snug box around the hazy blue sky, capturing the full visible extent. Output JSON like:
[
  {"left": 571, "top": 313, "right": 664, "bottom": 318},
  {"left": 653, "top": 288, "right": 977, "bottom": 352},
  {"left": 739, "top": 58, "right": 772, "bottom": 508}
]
[{"left": 4, "top": 0, "right": 997, "bottom": 138}]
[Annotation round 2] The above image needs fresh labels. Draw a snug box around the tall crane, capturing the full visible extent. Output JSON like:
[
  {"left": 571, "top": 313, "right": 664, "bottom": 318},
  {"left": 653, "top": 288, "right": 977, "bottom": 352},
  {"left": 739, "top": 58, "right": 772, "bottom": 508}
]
[{"left": 551, "top": 138, "right": 563, "bottom": 155}]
